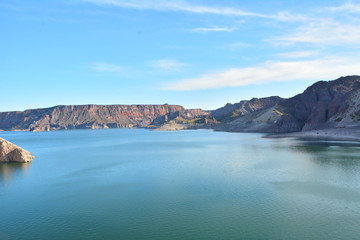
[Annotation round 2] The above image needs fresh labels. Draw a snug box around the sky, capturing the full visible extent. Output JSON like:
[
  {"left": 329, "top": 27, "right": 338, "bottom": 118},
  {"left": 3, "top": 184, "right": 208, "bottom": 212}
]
[{"left": 1, "top": 0, "right": 360, "bottom": 111}]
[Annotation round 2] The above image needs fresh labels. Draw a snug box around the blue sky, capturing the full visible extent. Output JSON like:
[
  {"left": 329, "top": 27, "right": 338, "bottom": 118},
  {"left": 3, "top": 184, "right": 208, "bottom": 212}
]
[{"left": 1, "top": 0, "right": 360, "bottom": 111}]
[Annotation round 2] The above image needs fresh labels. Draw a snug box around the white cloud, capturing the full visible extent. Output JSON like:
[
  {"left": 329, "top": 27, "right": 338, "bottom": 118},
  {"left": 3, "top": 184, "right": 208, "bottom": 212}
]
[
  {"left": 148, "top": 59, "right": 187, "bottom": 72},
  {"left": 325, "top": 3, "right": 360, "bottom": 13},
  {"left": 86, "top": 1, "right": 360, "bottom": 91},
  {"left": 85, "top": 1, "right": 360, "bottom": 47},
  {"left": 92, "top": 62, "right": 124, "bottom": 73},
  {"left": 84, "top": 0, "right": 259, "bottom": 16},
  {"left": 162, "top": 57, "right": 360, "bottom": 91},
  {"left": 268, "top": 11, "right": 311, "bottom": 22},
  {"left": 83, "top": 0, "right": 306, "bottom": 21},
  {"left": 189, "top": 27, "right": 235, "bottom": 33},
  {"left": 275, "top": 19, "right": 360, "bottom": 46},
  {"left": 276, "top": 51, "right": 319, "bottom": 58}
]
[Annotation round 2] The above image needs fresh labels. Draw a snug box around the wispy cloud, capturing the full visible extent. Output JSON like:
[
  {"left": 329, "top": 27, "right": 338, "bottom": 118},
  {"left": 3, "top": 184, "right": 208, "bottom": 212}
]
[
  {"left": 87, "top": 1, "right": 360, "bottom": 92},
  {"left": 275, "top": 19, "right": 360, "bottom": 46},
  {"left": 267, "top": 11, "right": 311, "bottom": 22},
  {"left": 325, "top": 3, "right": 360, "bottom": 13},
  {"left": 82, "top": 0, "right": 316, "bottom": 22},
  {"left": 92, "top": 62, "right": 124, "bottom": 73},
  {"left": 162, "top": 57, "right": 360, "bottom": 91},
  {"left": 84, "top": 0, "right": 360, "bottom": 45},
  {"left": 84, "top": 0, "right": 264, "bottom": 17},
  {"left": 148, "top": 59, "right": 187, "bottom": 72},
  {"left": 189, "top": 26, "right": 236, "bottom": 33},
  {"left": 83, "top": 0, "right": 308, "bottom": 22},
  {"left": 276, "top": 51, "right": 319, "bottom": 59}
]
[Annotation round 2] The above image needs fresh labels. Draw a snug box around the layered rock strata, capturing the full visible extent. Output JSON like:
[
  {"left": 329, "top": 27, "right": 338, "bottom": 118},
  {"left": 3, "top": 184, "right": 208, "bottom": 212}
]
[
  {"left": 0, "top": 104, "right": 209, "bottom": 131},
  {"left": 0, "top": 138, "right": 34, "bottom": 162}
]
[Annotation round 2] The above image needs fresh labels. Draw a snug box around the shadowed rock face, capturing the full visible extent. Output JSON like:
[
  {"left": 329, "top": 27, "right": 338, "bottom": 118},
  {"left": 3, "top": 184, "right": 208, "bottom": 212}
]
[
  {"left": 0, "top": 138, "right": 34, "bottom": 162},
  {"left": 0, "top": 104, "right": 209, "bottom": 131},
  {"left": 280, "top": 75, "right": 360, "bottom": 131},
  {"left": 215, "top": 76, "right": 360, "bottom": 133}
]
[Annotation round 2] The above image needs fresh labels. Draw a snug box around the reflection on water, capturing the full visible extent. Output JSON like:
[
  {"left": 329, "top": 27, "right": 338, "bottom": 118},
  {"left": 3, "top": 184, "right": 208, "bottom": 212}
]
[
  {"left": 0, "top": 162, "right": 31, "bottom": 184},
  {"left": 290, "top": 141, "right": 360, "bottom": 170},
  {"left": 303, "top": 141, "right": 360, "bottom": 148}
]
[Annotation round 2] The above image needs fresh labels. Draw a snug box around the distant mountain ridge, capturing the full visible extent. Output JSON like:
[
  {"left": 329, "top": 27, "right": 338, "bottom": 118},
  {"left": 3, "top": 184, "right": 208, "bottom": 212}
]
[
  {"left": 1, "top": 76, "right": 359, "bottom": 133},
  {"left": 0, "top": 104, "right": 208, "bottom": 131}
]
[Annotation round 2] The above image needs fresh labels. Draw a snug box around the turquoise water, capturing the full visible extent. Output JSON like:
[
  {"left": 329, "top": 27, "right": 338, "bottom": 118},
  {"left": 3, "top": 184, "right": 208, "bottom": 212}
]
[{"left": 1, "top": 129, "right": 360, "bottom": 240}]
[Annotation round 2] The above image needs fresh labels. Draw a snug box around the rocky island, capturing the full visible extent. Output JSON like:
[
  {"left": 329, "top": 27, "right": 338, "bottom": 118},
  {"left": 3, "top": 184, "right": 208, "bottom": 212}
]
[{"left": 0, "top": 138, "right": 34, "bottom": 163}]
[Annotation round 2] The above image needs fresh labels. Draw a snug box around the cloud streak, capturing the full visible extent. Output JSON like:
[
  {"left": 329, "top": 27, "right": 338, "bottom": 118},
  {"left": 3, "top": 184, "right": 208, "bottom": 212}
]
[
  {"left": 162, "top": 57, "right": 360, "bottom": 91},
  {"left": 84, "top": 0, "right": 264, "bottom": 17},
  {"left": 275, "top": 19, "right": 360, "bottom": 46},
  {"left": 325, "top": 3, "right": 360, "bottom": 13},
  {"left": 83, "top": 0, "right": 308, "bottom": 22},
  {"left": 87, "top": 1, "right": 360, "bottom": 91},
  {"left": 276, "top": 51, "right": 319, "bottom": 59},
  {"left": 84, "top": 1, "right": 360, "bottom": 47},
  {"left": 148, "top": 59, "right": 187, "bottom": 72}
]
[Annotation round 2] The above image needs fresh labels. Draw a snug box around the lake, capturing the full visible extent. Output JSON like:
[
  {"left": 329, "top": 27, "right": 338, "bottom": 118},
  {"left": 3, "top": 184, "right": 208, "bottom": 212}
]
[{"left": 1, "top": 129, "right": 360, "bottom": 240}]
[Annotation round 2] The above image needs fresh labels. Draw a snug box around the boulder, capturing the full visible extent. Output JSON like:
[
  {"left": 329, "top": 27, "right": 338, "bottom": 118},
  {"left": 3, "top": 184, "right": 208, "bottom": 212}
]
[{"left": 0, "top": 138, "right": 34, "bottom": 162}]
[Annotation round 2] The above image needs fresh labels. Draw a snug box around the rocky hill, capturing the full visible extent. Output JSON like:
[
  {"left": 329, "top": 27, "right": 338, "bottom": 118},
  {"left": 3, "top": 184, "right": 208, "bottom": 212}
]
[
  {"left": 215, "top": 76, "right": 360, "bottom": 133},
  {"left": 0, "top": 104, "right": 209, "bottom": 131}
]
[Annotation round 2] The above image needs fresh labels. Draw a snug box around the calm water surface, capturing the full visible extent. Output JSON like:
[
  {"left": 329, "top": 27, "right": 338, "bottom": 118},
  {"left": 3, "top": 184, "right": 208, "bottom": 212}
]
[{"left": 1, "top": 129, "right": 360, "bottom": 240}]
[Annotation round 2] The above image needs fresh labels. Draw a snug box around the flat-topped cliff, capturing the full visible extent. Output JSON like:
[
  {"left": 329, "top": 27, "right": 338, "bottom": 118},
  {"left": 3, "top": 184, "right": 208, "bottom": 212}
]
[
  {"left": 0, "top": 138, "right": 34, "bottom": 162},
  {"left": 0, "top": 104, "right": 209, "bottom": 131}
]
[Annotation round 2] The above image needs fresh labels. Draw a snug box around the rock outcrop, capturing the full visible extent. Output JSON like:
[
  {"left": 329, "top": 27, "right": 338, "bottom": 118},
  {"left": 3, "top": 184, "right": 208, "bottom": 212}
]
[
  {"left": 210, "top": 96, "right": 284, "bottom": 122},
  {"left": 0, "top": 138, "right": 34, "bottom": 162},
  {"left": 0, "top": 104, "right": 209, "bottom": 131},
  {"left": 214, "top": 76, "right": 360, "bottom": 133}
]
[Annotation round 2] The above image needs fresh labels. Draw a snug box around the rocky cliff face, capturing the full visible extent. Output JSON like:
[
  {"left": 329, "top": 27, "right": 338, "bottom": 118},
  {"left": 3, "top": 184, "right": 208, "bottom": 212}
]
[
  {"left": 211, "top": 96, "right": 284, "bottom": 122},
  {"left": 0, "top": 138, "right": 34, "bottom": 162},
  {"left": 215, "top": 76, "right": 360, "bottom": 133},
  {"left": 280, "top": 76, "right": 360, "bottom": 131},
  {"left": 0, "top": 104, "right": 209, "bottom": 131},
  {"left": 150, "top": 108, "right": 210, "bottom": 126}
]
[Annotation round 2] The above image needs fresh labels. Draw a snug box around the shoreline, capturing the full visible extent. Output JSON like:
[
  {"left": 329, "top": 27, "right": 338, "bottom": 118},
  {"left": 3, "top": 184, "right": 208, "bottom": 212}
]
[
  {"left": 2, "top": 126, "right": 360, "bottom": 143},
  {"left": 264, "top": 128, "right": 360, "bottom": 142}
]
